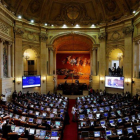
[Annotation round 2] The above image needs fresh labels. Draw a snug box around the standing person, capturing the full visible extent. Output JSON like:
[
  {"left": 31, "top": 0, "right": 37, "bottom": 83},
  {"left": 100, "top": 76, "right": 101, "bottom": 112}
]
[{"left": 72, "top": 106, "right": 76, "bottom": 122}]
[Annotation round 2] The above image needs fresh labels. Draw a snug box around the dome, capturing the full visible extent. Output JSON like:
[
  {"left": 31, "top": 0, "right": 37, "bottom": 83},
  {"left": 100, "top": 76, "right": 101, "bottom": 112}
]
[{"left": 2, "top": 0, "right": 140, "bottom": 26}]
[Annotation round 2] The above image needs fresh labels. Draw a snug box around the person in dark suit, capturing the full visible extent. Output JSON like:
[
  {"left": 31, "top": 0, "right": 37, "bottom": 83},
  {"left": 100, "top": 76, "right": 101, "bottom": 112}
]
[
  {"left": 42, "top": 121, "right": 51, "bottom": 130},
  {"left": 2, "top": 120, "right": 11, "bottom": 138}
]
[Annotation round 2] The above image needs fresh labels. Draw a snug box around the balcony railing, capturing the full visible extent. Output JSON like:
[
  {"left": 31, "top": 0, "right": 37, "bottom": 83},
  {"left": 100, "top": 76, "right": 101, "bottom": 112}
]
[{"left": 24, "top": 71, "right": 37, "bottom": 76}]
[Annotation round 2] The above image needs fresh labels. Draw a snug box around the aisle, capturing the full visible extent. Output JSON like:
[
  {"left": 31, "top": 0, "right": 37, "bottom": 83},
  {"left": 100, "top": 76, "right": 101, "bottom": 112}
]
[{"left": 63, "top": 99, "right": 78, "bottom": 140}]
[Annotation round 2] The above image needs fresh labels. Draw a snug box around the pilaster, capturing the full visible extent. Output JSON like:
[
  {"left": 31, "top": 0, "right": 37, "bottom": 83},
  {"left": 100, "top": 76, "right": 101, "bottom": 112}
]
[
  {"left": 98, "top": 29, "right": 106, "bottom": 90},
  {"left": 0, "top": 39, "right": 4, "bottom": 78},
  {"left": 7, "top": 42, "right": 12, "bottom": 78},
  {"left": 123, "top": 23, "right": 133, "bottom": 93},
  {"left": 40, "top": 32, "right": 48, "bottom": 94},
  {"left": 14, "top": 26, "right": 24, "bottom": 92}
]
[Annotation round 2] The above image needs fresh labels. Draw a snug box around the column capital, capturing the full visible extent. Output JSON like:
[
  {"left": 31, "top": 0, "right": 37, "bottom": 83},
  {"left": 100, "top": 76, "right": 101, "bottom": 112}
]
[
  {"left": 122, "top": 25, "right": 134, "bottom": 36},
  {"left": 39, "top": 33, "right": 48, "bottom": 42},
  {"left": 98, "top": 32, "right": 107, "bottom": 41},
  {"left": 48, "top": 47, "right": 54, "bottom": 51},
  {"left": 91, "top": 47, "right": 98, "bottom": 51},
  {"left": 137, "top": 40, "right": 140, "bottom": 45},
  {"left": 0, "top": 38, "right": 5, "bottom": 43},
  {"left": 8, "top": 42, "right": 13, "bottom": 46},
  {"left": 14, "top": 27, "right": 24, "bottom": 36}
]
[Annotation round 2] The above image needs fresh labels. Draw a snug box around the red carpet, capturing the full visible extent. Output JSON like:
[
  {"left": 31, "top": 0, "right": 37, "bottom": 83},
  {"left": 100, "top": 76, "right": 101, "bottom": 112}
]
[{"left": 63, "top": 99, "right": 78, "bottom": 140}]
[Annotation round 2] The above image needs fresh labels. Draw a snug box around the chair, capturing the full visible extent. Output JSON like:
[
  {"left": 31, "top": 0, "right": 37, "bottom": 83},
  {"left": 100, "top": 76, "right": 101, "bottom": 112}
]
[
  {"left": 7, "top": 132, "right": 18, "bottom": 140},
  {"left": 14, "top": 119, "right": 20, "bottom": 126},
  {"left": 37, "top": 125, "right": 46, "bottom": 130},
  {"left": 27, "top": 123, "right": 37, "bottom": 128},
  {"left": 18, "top": 138, "right": 28, "bottom": 140}
]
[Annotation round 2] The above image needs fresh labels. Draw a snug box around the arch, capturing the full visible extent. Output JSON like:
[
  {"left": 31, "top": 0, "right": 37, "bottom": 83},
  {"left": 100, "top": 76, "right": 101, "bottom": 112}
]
[
  {"left": 106, "top": 45, "right": 124, "bottom": 57},
  {"left": 50, "top": 31, "right": 96, "bottom": 46},
  {"left": 22, "top": 45, "right": 40, "bottom": 57}
]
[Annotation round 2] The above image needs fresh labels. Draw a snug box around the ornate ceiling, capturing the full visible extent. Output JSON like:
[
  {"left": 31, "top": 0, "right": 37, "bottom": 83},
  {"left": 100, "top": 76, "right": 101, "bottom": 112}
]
[
  {"left": 54, "top": 35, "right": 93, "bottom": 51},
  {"left": 2, "top": 0, "right": 140, "bottom": 26}
]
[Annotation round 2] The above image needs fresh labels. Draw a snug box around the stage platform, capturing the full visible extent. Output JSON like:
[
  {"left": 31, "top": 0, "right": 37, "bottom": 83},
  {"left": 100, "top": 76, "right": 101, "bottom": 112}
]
[
  {"left": 57, "top": 90, "right": 88, "bottom": 99},
  {"left": 57, "top": 83, "right": 88, "bottom": 95}
]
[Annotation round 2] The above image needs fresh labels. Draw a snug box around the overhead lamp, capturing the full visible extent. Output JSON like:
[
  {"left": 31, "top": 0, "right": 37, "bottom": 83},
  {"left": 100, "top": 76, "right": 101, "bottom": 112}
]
[
  {"left": 18, "top": 15, "right": 22, "bottom": 19},
  {"left": 133, "top": 11, "right": 136, "bottom": 14},
  {"left": 45, "top": 23, "right": 47, "bottom": 26},
  {"left": 62, "top": 24, "right": 67, "bottom": 28},
  {"left": 51, "top": 24, "right": 54, "bottom": 27},
  {"left": 75, "top": 24, "right": 79, "bottom": 27},
  {"left": 30, "top": 20, "right": 34, "bottom": 23},
  {"left": 91, "top": 24, "right": 95, "bottom": 27}
]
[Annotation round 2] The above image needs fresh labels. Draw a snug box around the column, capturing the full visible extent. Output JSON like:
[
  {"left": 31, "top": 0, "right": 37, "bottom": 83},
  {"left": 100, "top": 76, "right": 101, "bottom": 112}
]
[
  {"left": 37, "top": 56, "right": 40, "bottom": 75},
  {"left": 0, "top": 39, "right": 4, "bottom": 78},
  {"left": 40, "top": 32, "right": 48, "bottom": 94},
  {"left": 11, "top": 42, "right": 14, "bottom": 77},
  {"left": 133, "top": 42, "right": 139, "bottom": 78},
  {"left": 92, "top": 48, "right": 97, "bottom": 76},
  {"left": 46, "top": 47, "right": 49, "bottom": 75},
  {"left": 49, "top": 47, "right": 54, "bottom": 75},
  {"left": 123, "top": 23, "right": 133, "bottom": 93},
  {"left": 14, "top": 26, "right": 24, "bottom": 92},
  {"left": 106, "top": 56, "right": 109, "bottom": 75},
  {"left": 98, "top": 30, "right": 106, "bottom": 90},
  {"left": 7, "top": 42, "right": 12, "bottom": 77}
]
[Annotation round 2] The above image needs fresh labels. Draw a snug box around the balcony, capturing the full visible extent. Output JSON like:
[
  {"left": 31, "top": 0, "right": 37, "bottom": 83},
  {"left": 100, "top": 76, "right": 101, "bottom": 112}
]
[{"left": 24, "top": 71, "right": 37, "bottom": 76}]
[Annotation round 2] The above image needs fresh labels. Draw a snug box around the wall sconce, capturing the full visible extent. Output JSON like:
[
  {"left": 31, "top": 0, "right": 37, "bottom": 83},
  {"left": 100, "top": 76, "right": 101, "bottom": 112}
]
[
  {"left": 117, "top": 53, "right": 123, "bottom": 60},
  {"left": 24, "top": 51, "right": 30, "bottom": 60},
  {"left": 125, "top": 78, "right": 131, "bottom": 86},
  {"left": 100, "top": 77, "right": 104, "bottom": 83},
  {"left": 42, "top": 77, "right": 46, "bottom": 83},
  {"left": 17, "top": 78, "right": 21, "bottom": 85}
]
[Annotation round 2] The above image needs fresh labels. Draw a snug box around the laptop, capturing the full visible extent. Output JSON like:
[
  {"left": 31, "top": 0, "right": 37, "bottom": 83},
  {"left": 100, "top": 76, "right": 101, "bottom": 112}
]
[
  {"left": 51, "top": 131, "right": 58, "bottom": 137},
  {"left": 18, "top": 127, "right": 25, "bottom": 134},
  {"left": 100, "top": 120, "right": 105, "bottom": 126},
  {"left": 28, "top": 118, "right": 34, "bottom": 123},
  {"left": 94, "top": 131, "right": 100, "bottom": 137},
  {"left": 11, "top": 125, "right": 15, "bottom": 132},
  {"left": 109, "top": 119, "right": 115, "bottom": 126},
  {"left": 127, "top": 127, "right": 133, "bottom": 134},
  {"left": 55, "top": 121, "right": 60, "bottom": 127},
  {"left": 106, "top": 130, "right": 112, "bottom": 136},
  {"left": 29, "top": 128, "right": 35, "bottom": 135},
  {"left": 117, "top": 129, "right": 123, "bottom": 135},
  {"left": 36, "top": 119, "right": 42, "bottom": 125},
  {"left": 47, "top": 120, "right": 51, "bottom": 125}
]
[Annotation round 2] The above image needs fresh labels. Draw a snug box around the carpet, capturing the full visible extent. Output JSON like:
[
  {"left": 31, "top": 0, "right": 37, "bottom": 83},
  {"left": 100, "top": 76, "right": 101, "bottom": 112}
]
[{"left": 63, "top": 99, "right": 78, "bottom": 140}]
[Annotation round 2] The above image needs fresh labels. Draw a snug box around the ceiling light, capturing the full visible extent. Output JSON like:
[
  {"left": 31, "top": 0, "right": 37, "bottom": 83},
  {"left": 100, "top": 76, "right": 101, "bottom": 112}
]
[
  {"left": 18, "top": 15, "right": 22, "bottom": 19},
  {"left": 75, "top": 24, "right": 79, "bottom": 27},
  {"left": 91, "top": 24, "right": 95, "bottom": 27},
  {"left": 51, "top": 24, "right": 54, "bottom": 27},
  {"left": 62, "top": 24, "right": 67, "bottom": 28},
  {"left": 30, "top": 20, "right": 34, "bottom": 23},
  {"left": 133, "top": 10, "right": 136, "bottom": 14},
  {"left": 44, "top": 23, "right": 47, "bottom": 26}
]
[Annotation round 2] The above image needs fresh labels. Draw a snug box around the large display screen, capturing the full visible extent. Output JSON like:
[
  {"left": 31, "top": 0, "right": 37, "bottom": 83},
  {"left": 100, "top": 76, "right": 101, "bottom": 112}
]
[
  {"left": 22, "top": 76, "right": 41, "bottom": 88},
  {"left": 105, "top": 76, "right": 124, "bottom": 89}
]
